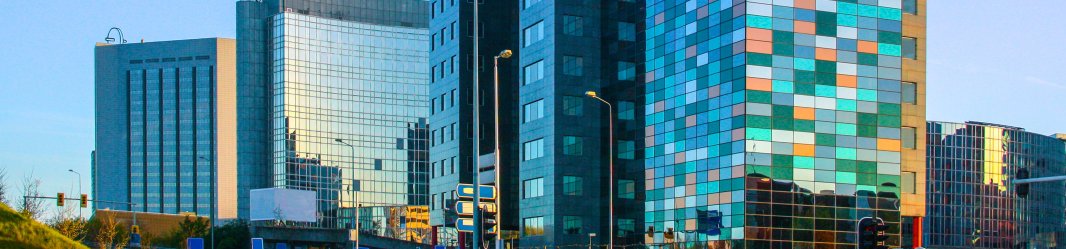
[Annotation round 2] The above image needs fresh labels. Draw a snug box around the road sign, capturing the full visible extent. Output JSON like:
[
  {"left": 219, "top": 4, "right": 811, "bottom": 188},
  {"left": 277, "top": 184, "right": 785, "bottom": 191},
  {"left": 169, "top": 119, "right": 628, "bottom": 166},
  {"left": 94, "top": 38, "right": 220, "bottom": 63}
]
[
  {"left": 130, "top": 234, "right": 141, "bottom": 248},
  {"left": 456, "top": 217, "right": 476, "bottom": 232},
  {"left": 251, "top": 238, "right": 264, "bottom": 249},
  {"left": 456, "top": 184, "right": 497, "bottom": 200},
  {"left": 454, "top": 201, "right": 498, "bottom": 216},
  {"left": 187, "top": 238, "right": 204, "bottom": 249}
]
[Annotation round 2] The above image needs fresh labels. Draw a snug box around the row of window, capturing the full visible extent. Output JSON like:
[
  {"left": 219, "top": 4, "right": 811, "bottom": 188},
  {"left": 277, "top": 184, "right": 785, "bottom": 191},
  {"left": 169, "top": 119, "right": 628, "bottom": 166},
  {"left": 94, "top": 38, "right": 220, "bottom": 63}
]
[
  {"left": 522, "top": 138, "right": 638, "bottom": 161},
  {"left": 429, "top": 123, "right": 456, "bottom": 146},
  {"left": 429, "top": 89, "right": 456, "bottom": 114},
  {"left": 521, "top": 177, "right": 636, "bottom": 199},
  {"left": 430, "top": 156, "right": 457, "bottom": 178},
  {"left": 522, "top": 98, "right": 635, "bottom": 123},
  {"left": 523, "top": 216, "right": 637, "bottom": 237}
]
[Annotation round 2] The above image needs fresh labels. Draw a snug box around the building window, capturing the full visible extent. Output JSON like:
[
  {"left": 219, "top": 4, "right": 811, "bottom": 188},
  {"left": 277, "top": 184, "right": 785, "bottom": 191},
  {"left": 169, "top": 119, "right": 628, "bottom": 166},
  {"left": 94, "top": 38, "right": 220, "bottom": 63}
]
[
  {"left": 618, "top": 140, "right": 635, "bottom": 159},
  {"left": 524, "top": 60, "right": 544, "bottom": 85},
  {"left": 562, "top": 96, "right": 583, "bottom": 116},
  {"left": 903, "top": 37, "right": 917, "bottom": 59},
  {"left": 618, "top": 61, "right": 636, "bottom": 81},
  {"left": 523, "top": 216, "right": 544, "bottom": 236},
  {"left": 524, "top": 21, "right": 545, "bottom": 47},
  {"left": 903, "top": 0, "right": 917, "bottom": 15},
  {"left": 618, "top": 179, "right": 635, "bottom": 199},
  {"left": 562, "top": 136, "right": 583, "bottom": 156},
  {"left": 563, "top": 216, "right": 582, "bottom": 234},
  {"left": 523, "top": 99, "right": 545, "bottom": 122},
  {"left": 618, "top": 101, "right": 634, "bottom": 120},
  {"left": 431, "top": 194, "right": 437, "bottom": 210},
  {"left": 523, "top": 138, "right": 545, "bottom": 161},
  {"left": 618, "top": 22, "right": 636, "bottom": 41},
  {"left": 524, "top": 0, "right": 541, "bottom": 9},
  {"left": 618, "top": 219, "right": 635, "bottom": 237},
  {"left": 902, "top": 127, "right": 916, "bottom": 149},
  {"left": 563, "top": 176, "right": 582, "bottom": 196},
  {"left": 563, "top": 15, "right": 583, "bottom": 36},
  {"left": 901, "top": 171, "right": 917, "bottom": 194},
  {"left": 902, "top": 82, "right": 917, "bottom": 104},
  {"left": 562, "top": 56, "right": 583, "bottom": 76},
  {"left": 523, "top": 177, "right": 544, "bottom": 198}
]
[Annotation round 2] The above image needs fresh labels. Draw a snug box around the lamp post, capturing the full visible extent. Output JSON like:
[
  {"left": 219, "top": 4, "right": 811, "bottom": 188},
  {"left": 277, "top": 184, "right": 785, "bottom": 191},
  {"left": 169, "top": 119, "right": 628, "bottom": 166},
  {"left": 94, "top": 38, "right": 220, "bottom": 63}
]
[
  {"left": 588, "top": 233, "right": 596, "bottom": 249},
  {"left": 197, "top": 156, "right": 215, "bottom": 249},
  {"left": 491, "top": 49, "right": 511, "bottom": 249},
  {"left": 585, "top": 91, "right": 614, "bottom": 249},
  {"left": 66, "top": 169, "right": 82, "bottom": 220},
  {"left": 471, "top": 1, "right": 482, "bottom": 248},
  {"left": 335, "top": 139, "right": 360, "bottom": 249}
]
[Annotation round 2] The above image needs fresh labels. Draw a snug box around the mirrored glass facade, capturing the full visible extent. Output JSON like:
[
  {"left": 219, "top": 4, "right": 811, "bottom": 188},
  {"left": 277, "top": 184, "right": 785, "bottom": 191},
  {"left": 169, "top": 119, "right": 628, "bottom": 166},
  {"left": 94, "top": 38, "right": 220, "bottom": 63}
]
[
  {"left": 925, "top": 121, "right": 1066, "bottom": 248},
  {"left": 94, "top": 38, "right": 237, "bottom": 219},
  {"left": 643, "top": 0, "right": 917, "bottom": 248},
  {"left": 237, "top": 0, "right": 430, "bottom": 232}
]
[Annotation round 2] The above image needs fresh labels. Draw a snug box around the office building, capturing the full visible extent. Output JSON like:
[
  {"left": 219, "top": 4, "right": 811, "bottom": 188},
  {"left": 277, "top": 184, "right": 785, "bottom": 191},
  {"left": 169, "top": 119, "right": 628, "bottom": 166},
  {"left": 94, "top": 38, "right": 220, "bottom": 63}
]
[
  {"left": 643, "top": 0, "right": 926, "bottom": 248},
  {"left": 235, "top": 0, "right": 430, "bottom": 239},
  {"left": 94, "top": 38, "right": 237, "bottom": 219},
  {"left": 426, "top": 0, "right": 646, "bottom": 247},
  {"left": 425, "top": 0, "right": 520, "bottom": 246},
  {"left": 925, "top": 121, "right": 1066, "bottom": 248}
]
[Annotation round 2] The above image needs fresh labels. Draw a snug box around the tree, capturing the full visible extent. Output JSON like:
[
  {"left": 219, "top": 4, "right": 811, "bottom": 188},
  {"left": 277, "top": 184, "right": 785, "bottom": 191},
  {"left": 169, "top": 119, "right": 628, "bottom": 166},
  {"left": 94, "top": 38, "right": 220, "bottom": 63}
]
[
  {"left": 0, "top": 167, "right": 9, "bottom": 206},
  {"left": 157, "top": 216, "right": 209, "bottom": 248},
  {"left": 16, "top": 173, "right": 44, "bottom": 221},
  {"left": 88, "top": 214, "right": 128, "bottom": 249},
  {"left": 49, "top": 206, "right": 87, "bottom": 243},
  {"left": 213, "top": 219, "right": 251, "bottom": 249}
]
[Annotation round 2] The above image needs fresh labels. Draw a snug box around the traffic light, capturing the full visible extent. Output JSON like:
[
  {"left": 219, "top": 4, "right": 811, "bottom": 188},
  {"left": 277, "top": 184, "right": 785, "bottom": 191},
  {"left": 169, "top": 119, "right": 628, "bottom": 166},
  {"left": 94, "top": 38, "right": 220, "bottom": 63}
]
[
  {"left": 57, "top": 193, "right": 65, "bottom": 207},
  {"left": 664, "top": 228, "right": 675, "bottom": 240},
  {"left": 1017, "top": 168, "right": 1030, "bottom": 198},
  {"left": 858, "top": 218, "right": 890, "bottom": 249},
  {"left": 131, "top": 225, "right": 141, "bottom": 235},
  {"left": 646, "top": 226, "right": 655, "bottom": 238},
  {"left": 480, "top": 204, "right": 498, "bottom": 239}
]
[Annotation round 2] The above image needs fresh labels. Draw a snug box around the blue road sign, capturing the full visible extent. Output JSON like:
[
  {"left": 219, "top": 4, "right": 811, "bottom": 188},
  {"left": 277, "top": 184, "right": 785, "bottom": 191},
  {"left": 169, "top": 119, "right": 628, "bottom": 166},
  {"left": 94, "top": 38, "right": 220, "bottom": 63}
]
[
  {"left": 276, "top": 243, "right": 288, "bottom": 249},
  {"left": 455, "top": 201, "right": 498, "bottom": 216},
  {"left": 456, "top": 217, "right": 476, "bottom": 232},
  {"left": 187, "top": 238, "right": 204, "bottom": 249},
  {"left": 251, "top": 238, "right": 264, "bottom": 249},
  {"left": 456, "top": 184, "right": 497, "bottom": 200}
]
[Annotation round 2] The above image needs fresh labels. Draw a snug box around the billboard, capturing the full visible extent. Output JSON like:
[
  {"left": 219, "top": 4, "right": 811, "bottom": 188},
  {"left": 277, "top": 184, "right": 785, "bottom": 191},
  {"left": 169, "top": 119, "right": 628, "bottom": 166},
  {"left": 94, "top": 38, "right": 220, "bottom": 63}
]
[{"left": 250, "top": 188, "right": 317, "bottom": 222}]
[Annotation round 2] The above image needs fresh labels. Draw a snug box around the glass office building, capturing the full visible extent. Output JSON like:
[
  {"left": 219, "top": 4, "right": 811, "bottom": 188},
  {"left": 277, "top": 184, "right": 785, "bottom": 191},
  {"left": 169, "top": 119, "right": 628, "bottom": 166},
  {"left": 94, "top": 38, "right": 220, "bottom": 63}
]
[
  {"left": 643, "top": 0, "right": 925, "bottom": 248},
  {"left": 94, "top": 38, "right": 237, "bottom": 219},
  {"left": 236, "top": 0, "right": 430, "bottom": 231},
  {"left": 925, "top": 121, "right": 1066, "bottom": 248}
]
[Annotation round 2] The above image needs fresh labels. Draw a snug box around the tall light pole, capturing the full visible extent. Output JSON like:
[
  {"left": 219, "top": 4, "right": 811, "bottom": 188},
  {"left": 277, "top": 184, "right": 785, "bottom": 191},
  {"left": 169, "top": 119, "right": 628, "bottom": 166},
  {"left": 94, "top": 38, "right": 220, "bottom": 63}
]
[
  {"left": 67, "top": 169, "right": 82, "bottom": 220},
  {"left": 335, "top": 139, "right": 360, "bottom": 249},
  {"left": 491, "top": 49, "right": 511, "bottom": 249},
  {"left": 197, "top": 156, "right": 215, "bottom": 249},
  {"left": 471, "top": 0, "right": 482, "bottom": 248},
  {"left": 585, "top": 91, "right": 614, "bottom": 249}
]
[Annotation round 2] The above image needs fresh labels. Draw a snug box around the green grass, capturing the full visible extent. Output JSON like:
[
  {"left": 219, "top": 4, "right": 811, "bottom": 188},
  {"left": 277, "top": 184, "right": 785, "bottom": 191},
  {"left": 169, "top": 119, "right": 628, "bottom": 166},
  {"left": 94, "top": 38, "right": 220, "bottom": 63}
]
[{"left": 0, "top": 204, "right": 88, "bottom": 249}]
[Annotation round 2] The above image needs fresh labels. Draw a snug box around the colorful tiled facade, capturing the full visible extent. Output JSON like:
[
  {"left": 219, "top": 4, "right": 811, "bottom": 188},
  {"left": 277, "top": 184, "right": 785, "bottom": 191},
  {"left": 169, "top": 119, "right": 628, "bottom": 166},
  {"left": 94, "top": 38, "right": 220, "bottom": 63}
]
[{"left": 643, "top": 0, "right": 924, "bottom": 248}]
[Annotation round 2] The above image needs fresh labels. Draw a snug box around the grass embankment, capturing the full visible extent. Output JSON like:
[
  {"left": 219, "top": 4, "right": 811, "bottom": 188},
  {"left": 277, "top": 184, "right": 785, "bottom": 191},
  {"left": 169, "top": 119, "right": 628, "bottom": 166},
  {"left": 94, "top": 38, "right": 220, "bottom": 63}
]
[{"left": 0, "top": 204, "right": 88, "bottom": 249}]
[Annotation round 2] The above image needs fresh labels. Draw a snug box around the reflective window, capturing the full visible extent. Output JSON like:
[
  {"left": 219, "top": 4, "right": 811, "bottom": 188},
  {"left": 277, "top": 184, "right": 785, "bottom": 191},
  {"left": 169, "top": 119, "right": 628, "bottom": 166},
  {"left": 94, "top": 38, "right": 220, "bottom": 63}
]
[
  {"left": 523, "top": 138, "right": 545, "bottom": 161},
  {"left": 523, "top": 177, "right": 544, "bottom": 198},
  {"left": 563, "top": 15, "right": 583, "bottom": 36},
  {"left": 523, "top": 216, "right": 544, "bottom": 236},
  {"left": 903, "top": 0, "right": 918, "bottom": 15},
  {"left": 901, "top": 171, "right": 916, "bottom": 194},
  {"left": 618, "top": 219, "right": 635, "bottom": 237},
  {"left": 902, "top": 127, "right": 916, "bottom": 149},
  {"left": 523, "top": 99, "right": 545, "bottom": 122},
  {"left": 618, "top": 101, "right": 634, "bottom": 120},
  {"left": 523, "top": 0, "right": 541, "bottom": 9},
  {"left": 524, "top": 60, "right": 544, "bottom": 85},
  {"left": 562, "top": 56, "right": 583, "bottom": 76},
  {"left": 617, "top": 61, "right": 636, "bottom": 81},
  {"left": 562, "top": 136, "right": 583, "bottom": 156},
  {"left": 902, "top": 82, "right": 917, "bottom": 104},
  {"left": 903, "top": 37, "right": 917, "bottom": 59},
  {"left": 562, "top": 96, "right": 583, "bottom": 116},
  {"left": 618, "top": 22, "right": 636, "bottom": 41},
  {"left": 524, "top": 21, "right": 544, "bottom": 47},
  {"left": 563, "top": 216, "right": 582, "bottom": 234},
  {"left": 618, "top": 179, "right": 635, "bottom": 199},
  {"left": 618, "top": 140, "right": 635, "bottom": 159},
  {"left": 563, "top": 176, "right": 582, "bottom": 196}
]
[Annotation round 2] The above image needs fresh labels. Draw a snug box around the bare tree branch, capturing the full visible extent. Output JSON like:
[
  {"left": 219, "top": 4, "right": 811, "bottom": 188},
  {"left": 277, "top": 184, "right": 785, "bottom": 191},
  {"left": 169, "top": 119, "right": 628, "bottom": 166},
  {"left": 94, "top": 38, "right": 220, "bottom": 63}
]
[
  {"left": 0, "top": 167, "right": 9, "bottom": 206},
  {"left": 17, "top": 172, "right": 44, "bottom": 221}
]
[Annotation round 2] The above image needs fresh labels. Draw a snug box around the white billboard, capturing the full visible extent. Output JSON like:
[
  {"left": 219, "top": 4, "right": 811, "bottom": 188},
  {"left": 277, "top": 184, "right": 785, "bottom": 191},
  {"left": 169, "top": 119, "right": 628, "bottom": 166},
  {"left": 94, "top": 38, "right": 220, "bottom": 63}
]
[{"left": 250, "top": 188, "right": 317, "bottom": 222}]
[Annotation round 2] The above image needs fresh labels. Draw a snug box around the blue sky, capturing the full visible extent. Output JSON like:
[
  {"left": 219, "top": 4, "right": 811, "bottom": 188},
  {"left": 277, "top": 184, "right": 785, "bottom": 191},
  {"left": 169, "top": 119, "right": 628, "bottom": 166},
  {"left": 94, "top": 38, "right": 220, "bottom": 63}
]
[{"left": 0, "top": 1, "right": 1062, "bottom": 217}]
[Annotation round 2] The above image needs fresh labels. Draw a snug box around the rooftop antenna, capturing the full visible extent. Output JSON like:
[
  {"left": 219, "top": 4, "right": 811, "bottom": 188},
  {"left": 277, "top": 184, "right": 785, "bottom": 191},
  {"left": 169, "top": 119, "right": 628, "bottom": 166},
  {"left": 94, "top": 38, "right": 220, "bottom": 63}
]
[{"left": 105, "top": 27, "right": 127, "bottom": 44}]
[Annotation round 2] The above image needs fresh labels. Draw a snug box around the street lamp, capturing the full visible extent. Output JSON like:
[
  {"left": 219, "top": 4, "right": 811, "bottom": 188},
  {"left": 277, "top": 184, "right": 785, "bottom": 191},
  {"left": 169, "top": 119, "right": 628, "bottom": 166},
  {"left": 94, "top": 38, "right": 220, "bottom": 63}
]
[
  {"left": 588, "top": 233, "right": 597, "bottom": 249},
  {"left": 197, "top": 156, "right": 215, "bottom": 249},
  {"left": 585, "top": 91, "right": 614, "bottom": 249},
  {"left": 335, "top": 139, "right": 360, "bottom": 249},
  {"left": 491, "top": 49, "right": 511, "bottom": 249},
  {"left": 67, "top": 169, "right": 82, "bottom": 219}
]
